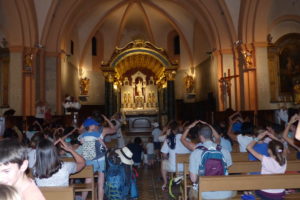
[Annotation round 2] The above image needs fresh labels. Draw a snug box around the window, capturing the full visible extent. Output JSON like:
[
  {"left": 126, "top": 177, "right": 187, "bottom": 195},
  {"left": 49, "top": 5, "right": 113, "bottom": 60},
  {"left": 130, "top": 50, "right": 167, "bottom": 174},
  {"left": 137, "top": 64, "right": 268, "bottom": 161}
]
[
  {"left": 174, "top": 35, "right": 180, "bottom": 55},
  {"left": 92, "top": 37, "right": 97, "bottom": 56},
  {"left": 70, "top": 40, "right": 74, "bottom": 55}
]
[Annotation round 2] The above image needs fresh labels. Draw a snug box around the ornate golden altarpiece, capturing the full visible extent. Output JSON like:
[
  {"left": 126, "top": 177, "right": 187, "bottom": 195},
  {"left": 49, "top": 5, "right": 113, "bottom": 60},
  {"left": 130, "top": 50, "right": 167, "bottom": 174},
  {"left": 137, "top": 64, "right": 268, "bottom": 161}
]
[
  {"left": 268, "top": 33, "right": 300, "bottom": 104},
  {"left": 101, "top": 40, "right": 177, "bottom": 132}
]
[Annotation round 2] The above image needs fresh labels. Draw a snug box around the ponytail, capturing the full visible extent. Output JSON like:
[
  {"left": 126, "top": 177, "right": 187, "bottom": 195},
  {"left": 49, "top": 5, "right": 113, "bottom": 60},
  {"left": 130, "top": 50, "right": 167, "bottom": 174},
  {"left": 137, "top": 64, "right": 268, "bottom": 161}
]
[{"left": 268, "top": 140, "right": 286, "bottom": 166}]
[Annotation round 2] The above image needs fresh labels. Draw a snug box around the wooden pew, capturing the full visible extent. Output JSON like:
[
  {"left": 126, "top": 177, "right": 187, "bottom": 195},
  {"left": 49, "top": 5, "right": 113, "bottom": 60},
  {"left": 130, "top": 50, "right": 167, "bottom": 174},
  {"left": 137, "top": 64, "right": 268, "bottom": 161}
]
[
  {"left": 182, "top": 160, "right": 300, "bottom": 200},
  {"left": 176, "top": 153, "right": 190, "bottom": 176},
  {"left": 231, "top": 150, "right": 298, "bottom": 162},
  {"left": 229, "top": 160, "right": 300, "bottom": 174},
  {"left": 40, "top": 186, "right": 74, "bottom": 200},
  {"left": 198, "top": 174, "right": 300, "bottom": 200},
  {"left": 69, "top": 165, "right": 96, "bottom": 200}
]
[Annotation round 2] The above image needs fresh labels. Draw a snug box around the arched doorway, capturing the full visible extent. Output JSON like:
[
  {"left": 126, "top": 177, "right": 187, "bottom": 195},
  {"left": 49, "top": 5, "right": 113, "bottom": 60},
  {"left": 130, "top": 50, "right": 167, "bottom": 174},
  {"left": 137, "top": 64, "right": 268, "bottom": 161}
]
[{"left": 101, "top": 40, "right": 177, "bottom": 133}]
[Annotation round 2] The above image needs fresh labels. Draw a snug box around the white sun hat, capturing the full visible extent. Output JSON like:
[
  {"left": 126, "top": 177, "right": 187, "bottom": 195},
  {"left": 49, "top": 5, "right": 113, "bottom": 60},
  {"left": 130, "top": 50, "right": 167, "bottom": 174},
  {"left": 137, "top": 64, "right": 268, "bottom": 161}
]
[{"left": 115, "top": 147, "right": 134, "bottom": 165}]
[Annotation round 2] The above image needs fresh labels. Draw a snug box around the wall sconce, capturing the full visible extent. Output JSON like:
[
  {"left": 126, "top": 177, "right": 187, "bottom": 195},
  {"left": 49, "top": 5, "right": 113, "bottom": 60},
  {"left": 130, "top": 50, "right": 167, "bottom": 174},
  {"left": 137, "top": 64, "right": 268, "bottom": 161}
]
[{"left": 79, "top": 77, "right": 90, "bottom": 96}]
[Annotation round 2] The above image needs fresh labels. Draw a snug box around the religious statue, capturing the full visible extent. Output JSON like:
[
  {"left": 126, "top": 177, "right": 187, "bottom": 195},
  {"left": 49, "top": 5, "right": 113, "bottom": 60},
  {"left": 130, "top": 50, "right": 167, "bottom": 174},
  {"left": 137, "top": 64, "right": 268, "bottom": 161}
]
[
  {"left": 136, "top": 80, "right": 143, "bottom": 96},
  {"left": 184, "top": 73, "right": 195, "bottom": 93},
  {"left": 79, "top": 77, "right": 90, "bottom": 95},
  {"left": 123, "top": 93, "right": 128, "bottom": 104}
]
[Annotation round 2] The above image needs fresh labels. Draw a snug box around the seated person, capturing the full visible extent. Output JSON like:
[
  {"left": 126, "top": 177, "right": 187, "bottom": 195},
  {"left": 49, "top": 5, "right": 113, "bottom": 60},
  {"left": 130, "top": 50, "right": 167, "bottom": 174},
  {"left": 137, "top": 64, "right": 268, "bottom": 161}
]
[
  {"left": 247, "top": 131, "right": 287, "bottom": 200},
  {"left": 227, "top": 113, "right": 255, "bottom": 152},
  {"left": 34, "top": 138, "right": 85, "bottom": 186},
  {"left": 0, "top": 139, "right": 45, "bottom": 200},
  {"left": 184, "top": 122, "right": 235, "bottom": 200},
  {"left": 160, "top": 121, "right": 190, "bottom": 190}
]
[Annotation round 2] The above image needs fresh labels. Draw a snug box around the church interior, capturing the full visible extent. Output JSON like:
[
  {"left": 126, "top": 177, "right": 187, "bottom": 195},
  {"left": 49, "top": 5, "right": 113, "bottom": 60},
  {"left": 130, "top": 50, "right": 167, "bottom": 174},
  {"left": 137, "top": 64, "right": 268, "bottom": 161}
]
[{"left": 1, "top": 0, "right": 300, "bottom": 199}]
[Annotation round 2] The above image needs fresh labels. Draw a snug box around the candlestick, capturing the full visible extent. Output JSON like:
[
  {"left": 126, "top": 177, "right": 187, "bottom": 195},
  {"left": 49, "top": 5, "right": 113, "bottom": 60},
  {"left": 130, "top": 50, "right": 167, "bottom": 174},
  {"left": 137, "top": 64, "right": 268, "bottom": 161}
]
[{"left": 228, "top": 68, "right": 230, "bottom": 77}]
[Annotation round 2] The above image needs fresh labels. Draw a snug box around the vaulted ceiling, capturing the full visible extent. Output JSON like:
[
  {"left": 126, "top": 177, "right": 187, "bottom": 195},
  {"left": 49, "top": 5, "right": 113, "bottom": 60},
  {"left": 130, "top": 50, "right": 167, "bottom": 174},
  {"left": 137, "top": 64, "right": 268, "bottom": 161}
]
[{"left": 0, "top": 0, "right": 300, "bottom": 69}]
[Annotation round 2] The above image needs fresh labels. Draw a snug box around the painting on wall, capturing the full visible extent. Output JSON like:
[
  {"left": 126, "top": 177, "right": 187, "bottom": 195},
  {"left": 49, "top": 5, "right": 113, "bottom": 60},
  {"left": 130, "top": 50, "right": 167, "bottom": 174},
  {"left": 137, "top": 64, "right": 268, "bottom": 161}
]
[
  {"left": 268, "top": 33, "right": 300, "bottom": 103},
  {"left": 279, "top": 44, "right": 300, "bottom": 94}
]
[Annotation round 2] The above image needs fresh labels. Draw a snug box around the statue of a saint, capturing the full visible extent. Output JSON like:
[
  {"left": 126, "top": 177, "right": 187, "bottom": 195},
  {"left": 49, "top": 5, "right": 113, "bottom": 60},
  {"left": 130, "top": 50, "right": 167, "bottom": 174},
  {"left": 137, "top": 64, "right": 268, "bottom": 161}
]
[
  {"left": 80, "top": 77, "right": 90, "bottom": 95},
  {"left": 136, "top": 80, "right": 143, "bottom": 96}
]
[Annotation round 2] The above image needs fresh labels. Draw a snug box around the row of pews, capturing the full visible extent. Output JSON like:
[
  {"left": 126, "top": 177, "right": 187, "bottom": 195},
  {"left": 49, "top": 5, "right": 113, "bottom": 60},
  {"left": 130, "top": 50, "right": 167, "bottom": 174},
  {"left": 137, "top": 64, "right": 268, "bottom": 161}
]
[{"left": 176, "top": 150, "right": 300, "bottom": 200}]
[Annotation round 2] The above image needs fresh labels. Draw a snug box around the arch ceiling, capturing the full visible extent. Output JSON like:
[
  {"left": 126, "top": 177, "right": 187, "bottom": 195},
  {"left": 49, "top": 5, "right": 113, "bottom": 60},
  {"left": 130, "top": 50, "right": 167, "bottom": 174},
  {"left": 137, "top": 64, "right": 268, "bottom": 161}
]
[{"left": 0, "top": 0, "right": 299, "bottom": 68}]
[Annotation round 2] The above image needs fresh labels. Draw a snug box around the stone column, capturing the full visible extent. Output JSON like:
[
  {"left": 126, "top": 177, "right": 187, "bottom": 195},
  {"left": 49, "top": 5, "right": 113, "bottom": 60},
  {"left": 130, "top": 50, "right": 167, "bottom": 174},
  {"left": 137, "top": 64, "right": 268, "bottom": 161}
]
[
  {"left": 104, "top": 72, "right": 115, "bottom": 116},
  {"left": 165, "top": 70, "right": 176, "bottom": 120}
]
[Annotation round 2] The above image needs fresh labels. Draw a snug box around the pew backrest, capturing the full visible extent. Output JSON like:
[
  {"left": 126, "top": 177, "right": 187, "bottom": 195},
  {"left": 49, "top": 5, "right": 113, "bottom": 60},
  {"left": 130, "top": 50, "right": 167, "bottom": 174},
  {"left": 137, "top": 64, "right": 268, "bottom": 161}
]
[
  {"left": 198, "top": 174, "right": 300, "bottom": 200},
  {"left": 40, "top": 186, "right": 74, "bottom": 200}
]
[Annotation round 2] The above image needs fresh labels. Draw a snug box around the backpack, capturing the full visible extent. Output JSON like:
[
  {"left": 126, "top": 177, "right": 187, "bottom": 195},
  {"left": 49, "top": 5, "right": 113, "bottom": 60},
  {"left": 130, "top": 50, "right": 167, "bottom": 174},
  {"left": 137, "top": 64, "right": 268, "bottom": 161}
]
[
  {"left": 196, "top": 144, "right": 228, "bottom": 176},
  {"left": 82, "top": 140, "right": 106, "bottom": 160},
  {"left": 105, "top": 152, "right": 131, "bottom": 200}
]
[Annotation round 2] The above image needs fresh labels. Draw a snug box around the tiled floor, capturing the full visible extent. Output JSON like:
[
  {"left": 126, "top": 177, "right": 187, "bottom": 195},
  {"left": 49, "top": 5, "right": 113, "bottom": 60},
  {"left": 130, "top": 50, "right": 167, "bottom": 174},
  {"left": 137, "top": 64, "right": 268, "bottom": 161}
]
[{"left": 136, "top": 163, "right": 173, "bottom": 200}]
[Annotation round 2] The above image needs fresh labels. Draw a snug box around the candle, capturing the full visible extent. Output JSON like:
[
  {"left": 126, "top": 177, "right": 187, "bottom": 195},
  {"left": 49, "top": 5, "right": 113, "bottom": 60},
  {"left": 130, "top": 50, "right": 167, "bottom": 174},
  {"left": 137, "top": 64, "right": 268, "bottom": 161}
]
[
  {"left": 228, "top": 68, "right": 230, "bottom": 77},
  {"left": 224, "top": 72, "right": 226, "bottom": 77}
]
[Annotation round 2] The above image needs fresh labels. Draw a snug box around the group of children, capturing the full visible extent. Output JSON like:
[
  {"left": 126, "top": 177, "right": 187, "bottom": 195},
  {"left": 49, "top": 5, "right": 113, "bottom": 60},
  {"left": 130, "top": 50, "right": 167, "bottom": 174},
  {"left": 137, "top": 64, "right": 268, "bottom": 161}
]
[
  {"left": 0, "top": 112, "right": 138, "bottom": 200},
  {"left": 1, "top": 108, "right": 300, "bottom": 200},
  {"left": 158, "top": 111, "right": 300, "bottom": 200}
]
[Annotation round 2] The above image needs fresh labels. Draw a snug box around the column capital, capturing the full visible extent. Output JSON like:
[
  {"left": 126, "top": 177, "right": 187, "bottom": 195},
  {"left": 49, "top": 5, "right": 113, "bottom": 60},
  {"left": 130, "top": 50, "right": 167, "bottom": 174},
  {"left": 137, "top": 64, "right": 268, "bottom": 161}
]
[
  {"left": 164, "top": 70, "right": 176, "bottom": 81},
  {"left": 103, "top": 71, "right": 115, "bottom": 83}
]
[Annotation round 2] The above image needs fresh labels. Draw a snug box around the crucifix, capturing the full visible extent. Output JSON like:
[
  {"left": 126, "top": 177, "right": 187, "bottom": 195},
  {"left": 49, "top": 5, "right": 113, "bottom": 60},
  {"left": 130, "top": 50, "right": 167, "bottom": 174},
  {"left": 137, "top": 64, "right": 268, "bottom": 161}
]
[{"left": 219, "top": 68, "right": 237, "bottom": 109}]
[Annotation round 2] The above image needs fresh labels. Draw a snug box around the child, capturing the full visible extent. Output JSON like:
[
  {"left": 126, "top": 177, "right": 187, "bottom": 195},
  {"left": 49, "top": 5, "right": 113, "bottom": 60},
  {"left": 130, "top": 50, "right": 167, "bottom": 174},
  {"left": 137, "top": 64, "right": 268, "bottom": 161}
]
[
  {"left": 0, "top": 139, "right": 45, "bottom": 200},
  {"left": 127, "top": 137, "right": 144, "bottom": 168},
  {"left": 34, "top": 138, "right": 85, "bottom": 186},
  {"left": 247, "top": 131, "right": 287, "bottom": 200},
  {"left": 79, "top": 115, "right": 116, "bottom": 200},
  {"left": 105, "top": 147, "right": 136, "bottom": 200},
  {"left": 146, "top": 137, "right": 155, "bottom": 167},
  {"left": 228, "top": 115, "right": 255, "bottom": 152}
]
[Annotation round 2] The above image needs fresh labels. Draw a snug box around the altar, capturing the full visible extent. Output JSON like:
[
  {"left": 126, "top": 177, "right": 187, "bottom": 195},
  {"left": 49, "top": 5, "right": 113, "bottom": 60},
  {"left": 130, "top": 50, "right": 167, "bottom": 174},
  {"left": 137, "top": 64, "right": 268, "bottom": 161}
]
[
  {"left": 101, "top": 40, "right": 178, "bottom": 133},
  {"left": 120, "top": 71, "right": 159, "bottom": 133}
]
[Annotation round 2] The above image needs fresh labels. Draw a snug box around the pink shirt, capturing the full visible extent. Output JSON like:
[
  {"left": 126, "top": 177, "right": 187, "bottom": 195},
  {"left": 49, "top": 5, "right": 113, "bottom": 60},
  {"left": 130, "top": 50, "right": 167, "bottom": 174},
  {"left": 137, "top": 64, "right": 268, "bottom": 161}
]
[
  {"left": 261, "top": 156, "right": 287, "bottom": 193},
  {"left": 20, "top": 179, "right": 45, "bottom": 200}
]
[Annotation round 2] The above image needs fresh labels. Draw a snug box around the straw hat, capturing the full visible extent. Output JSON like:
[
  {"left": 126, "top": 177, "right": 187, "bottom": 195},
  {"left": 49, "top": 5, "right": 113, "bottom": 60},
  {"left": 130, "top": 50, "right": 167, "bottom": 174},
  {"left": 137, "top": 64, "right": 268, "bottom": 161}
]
[{"left": 115, "top": 147, "right": 134, "bottom": 165}]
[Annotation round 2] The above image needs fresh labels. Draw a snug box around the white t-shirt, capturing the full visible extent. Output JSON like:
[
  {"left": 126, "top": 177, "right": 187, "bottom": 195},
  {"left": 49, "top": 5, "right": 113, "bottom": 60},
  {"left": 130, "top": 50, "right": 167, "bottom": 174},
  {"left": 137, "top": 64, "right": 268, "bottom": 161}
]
[
  {"left": 261, "top": 156, "right": 287, "bottom": 193},
  {"left": 152, "top": 128, "right": 161, "bottom": 142},
  {"left": 161, "top": 134, "right": 190, "bottom": 172},
  {"left": 35, "top": 162, "right": 77, "bottom": 186},
  {"left": 146, "top": 142, "right": 154, "bottom": 154},
  {"left": 237, "top": 134, "right": 253, "bottom": 152}
]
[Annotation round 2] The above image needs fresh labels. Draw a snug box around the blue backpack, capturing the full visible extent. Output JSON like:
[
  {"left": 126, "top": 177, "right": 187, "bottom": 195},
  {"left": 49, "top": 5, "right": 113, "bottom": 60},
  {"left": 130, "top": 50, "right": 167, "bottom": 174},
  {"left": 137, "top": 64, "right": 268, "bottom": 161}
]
[
  {"left": 196, "top": 145, "right": 228, "bottom": 176},
  {"left": 105, "top": 156, "right": 131, "bottom": 200}
]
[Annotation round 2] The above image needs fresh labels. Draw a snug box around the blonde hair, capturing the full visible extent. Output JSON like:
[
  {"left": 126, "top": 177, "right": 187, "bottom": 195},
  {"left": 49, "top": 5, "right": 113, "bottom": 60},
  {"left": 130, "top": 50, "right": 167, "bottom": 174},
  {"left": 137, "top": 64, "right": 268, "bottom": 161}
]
[{"left": 0, "top": 184, "right": 22, "bottom": 200}]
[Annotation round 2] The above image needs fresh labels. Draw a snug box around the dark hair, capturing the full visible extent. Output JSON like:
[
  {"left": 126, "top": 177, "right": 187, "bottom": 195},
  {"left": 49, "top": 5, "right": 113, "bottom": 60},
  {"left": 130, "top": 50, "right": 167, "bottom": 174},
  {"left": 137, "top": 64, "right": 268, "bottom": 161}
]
[
  {"left": 30, "top": 132, "right": 44, "bottom": 149},
  {"left": 0, "top": 139, "right": 27, "bottom": 167},
  {"left": 134, "top": 137, "right": 142, "bottom": 145},
  {"left": 241, "top": 122, "right": 254, "bottom": 136},
  {"left": 34, "top": 139, "right": 62, "bottom": 178},
  {"left": 268, "top": 140, "right": 286, "bottom": 166}
]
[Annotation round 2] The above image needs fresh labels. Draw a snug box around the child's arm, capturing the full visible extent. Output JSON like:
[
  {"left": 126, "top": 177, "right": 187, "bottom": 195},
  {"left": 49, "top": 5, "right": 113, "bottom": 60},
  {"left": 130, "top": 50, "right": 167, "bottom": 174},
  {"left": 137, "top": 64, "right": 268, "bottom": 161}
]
[
  {"left": 101, "top": 114, "right": 117, "bottom": 137},
  {"left": 61, "top": 128, "right": 78, "bottom": 141},
  {"left": 55, "top": 138, "right": 85, "bottom": 172},
  {"left": 199, "top": 120, "right": 221, "bottom": 144},
  {"left": 246, "top": 131, "right": 268, "bottom": 161},
  {"left": 227, "top": 118, "right": 238, "bottom": 142},
  {"left": 283, "top": 114, "right": 300, "bottom": 151},
  {"left": 181, "top": 120, "right": 199, "bottom": 151}
]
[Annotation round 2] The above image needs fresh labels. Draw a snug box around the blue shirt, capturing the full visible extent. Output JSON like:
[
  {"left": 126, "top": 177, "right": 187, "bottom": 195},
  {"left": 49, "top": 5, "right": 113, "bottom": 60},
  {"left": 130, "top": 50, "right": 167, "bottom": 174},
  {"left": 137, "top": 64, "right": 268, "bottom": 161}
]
[{"left": 248, "top": 142, "right": 269, "bottom": 161}]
